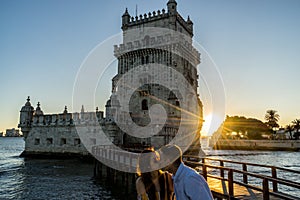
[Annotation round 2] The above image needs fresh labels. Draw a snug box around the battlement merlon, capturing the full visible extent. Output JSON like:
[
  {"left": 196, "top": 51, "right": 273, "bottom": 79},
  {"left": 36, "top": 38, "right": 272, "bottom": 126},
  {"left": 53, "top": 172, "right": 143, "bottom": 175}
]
[
  {"left": 20, "top": 111, "right": 105, "bottom": 127},
  {"left": 30, "top": 112, "right": 105, "bottom": 127},
  {"left": 121, "top": 0, "right": 194, "bottom": 37}
]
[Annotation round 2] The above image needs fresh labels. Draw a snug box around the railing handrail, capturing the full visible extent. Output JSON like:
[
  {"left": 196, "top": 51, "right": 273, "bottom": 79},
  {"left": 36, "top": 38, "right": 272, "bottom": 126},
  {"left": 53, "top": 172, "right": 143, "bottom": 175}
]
[
  {"left": 190, "top": 162, "right": 300, "bottom": 188},
  {"left": 199, "top": 157, "right": 300, "bottom": 174},
  {"left": 185, "top": 159, "right": 300, "bottom": 200}
]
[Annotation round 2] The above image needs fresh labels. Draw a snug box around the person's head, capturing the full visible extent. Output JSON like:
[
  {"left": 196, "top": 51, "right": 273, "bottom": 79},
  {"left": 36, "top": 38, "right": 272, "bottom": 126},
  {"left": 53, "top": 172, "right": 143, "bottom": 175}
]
[
  {"left": 137, "top": 148, "right": 161, "bottom": 177},
  {"left": 137, "top": 149, "right": 164, "bottom": 199},
  {"left": 159, "top": 144, "right": 182, "bottom": 174}
]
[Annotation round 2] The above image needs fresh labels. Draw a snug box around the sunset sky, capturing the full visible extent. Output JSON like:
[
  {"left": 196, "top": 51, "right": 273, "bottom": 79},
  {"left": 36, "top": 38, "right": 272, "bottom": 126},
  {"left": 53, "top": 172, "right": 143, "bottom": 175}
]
[{"left": 1, "top": 0, "right": 300, "bottom": 135}]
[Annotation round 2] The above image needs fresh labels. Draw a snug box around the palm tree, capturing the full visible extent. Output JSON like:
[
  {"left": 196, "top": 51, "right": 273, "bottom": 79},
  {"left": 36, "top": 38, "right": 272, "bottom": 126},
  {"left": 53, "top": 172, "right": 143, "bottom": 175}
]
[
  {"left": 292, "top": 119, "right": 300, "bottom": 140},
  {"left": 285, "top": 124, "right": 294, "bottom": 139},
  {"left": 265, "top": 110, "right": 280, "bottom": 128},
  {"left": 265, "top": 110, "right": 280, "bottom": 138}
]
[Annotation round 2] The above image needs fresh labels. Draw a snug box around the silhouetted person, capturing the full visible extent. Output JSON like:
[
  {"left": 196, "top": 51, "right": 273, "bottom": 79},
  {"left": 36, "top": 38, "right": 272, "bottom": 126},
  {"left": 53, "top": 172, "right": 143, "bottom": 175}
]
[
  {"left": 136, "top": 149, "right": 174, "bottom": 200},
  {"left": 159, "top": 145, "right": 213, "bottom": 200}
]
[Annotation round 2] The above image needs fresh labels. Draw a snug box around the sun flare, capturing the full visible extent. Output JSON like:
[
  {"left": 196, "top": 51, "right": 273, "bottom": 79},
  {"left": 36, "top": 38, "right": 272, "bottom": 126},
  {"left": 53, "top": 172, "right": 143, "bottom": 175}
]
[
  {"left": 202, "top": 113, "right": 212, "bottom": 136},
  {"left": 201, "top": 113, "right": 224, "bottom": 136}
]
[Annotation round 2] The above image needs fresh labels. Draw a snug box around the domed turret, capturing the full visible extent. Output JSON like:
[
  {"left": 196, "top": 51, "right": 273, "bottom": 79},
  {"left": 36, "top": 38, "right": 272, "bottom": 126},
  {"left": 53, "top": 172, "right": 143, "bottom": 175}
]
[
  {"left": 105, "top": 99, "right": 112, "bottom": 107},
  {"left": 105, "top": 99, "right": 112, "bottom": 121},
  {"left": 187, "top": 16, "right": 193, "bottom": 33},
  {"left": 63, "top": 106, "right": 68, "bottom": 114},
  {"left": 20, "top": 96, "right": 34, "bottom": 124},
  {"left": 122, "top": 8, "right": 131, "bottom": 30},
  {"left": 19, "top": 96, "right": 34, "bottom": 138},
  {"left": 33, "top": 102, "right": 44, "bottom": 116},
  {"left": 167, "top": 0, "right": 177, "bottom": 15}
]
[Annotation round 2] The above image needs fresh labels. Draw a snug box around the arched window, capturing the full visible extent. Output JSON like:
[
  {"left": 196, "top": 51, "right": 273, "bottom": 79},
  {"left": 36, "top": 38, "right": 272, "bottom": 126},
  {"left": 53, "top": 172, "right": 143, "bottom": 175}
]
[
  {"left": 142, "top": 99, "right": 148, "bottom": 110},
  {"left": 144, "top": 35, "right": 150, "bottom": 46}
]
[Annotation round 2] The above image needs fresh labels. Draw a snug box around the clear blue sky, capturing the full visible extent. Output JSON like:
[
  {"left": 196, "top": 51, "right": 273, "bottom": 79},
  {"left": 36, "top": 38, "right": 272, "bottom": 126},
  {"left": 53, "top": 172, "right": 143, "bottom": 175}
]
[{"left": 1, "top": 0, "right": 300, "bottom": 135}]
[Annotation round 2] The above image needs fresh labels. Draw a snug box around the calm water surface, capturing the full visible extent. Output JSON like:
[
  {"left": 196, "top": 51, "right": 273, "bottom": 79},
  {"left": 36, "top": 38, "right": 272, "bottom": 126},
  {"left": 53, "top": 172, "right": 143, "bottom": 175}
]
[
  {"left": 0, "top": 137, "right": 132, "bottom": 200},
  {"left": 1, "top": 137, "right": 299, "bottom": 199}
]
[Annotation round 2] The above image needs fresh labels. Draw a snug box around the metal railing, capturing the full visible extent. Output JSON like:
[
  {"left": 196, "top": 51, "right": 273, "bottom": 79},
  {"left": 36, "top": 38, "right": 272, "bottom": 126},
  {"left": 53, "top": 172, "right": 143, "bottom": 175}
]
[{"left": 185, "top": 157, "right": 300, "bottom": 200}]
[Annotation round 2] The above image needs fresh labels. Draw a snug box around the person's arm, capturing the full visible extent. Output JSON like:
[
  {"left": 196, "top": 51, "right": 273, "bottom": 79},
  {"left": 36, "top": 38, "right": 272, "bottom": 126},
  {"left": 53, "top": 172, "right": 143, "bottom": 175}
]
[
  {"left": 136, "top": 177, "right": 149, "bottom": 200},
  {"left": 184, "top": 175, "right": 213, "bottom": 200},
  {"left": 165, "top": 172, "right": 174, "bottom": 193}
]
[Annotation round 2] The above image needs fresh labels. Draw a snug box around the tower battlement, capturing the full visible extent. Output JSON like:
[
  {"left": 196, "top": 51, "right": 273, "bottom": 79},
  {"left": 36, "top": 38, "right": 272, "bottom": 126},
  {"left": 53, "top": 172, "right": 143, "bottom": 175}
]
[{"left": 122, "top": 1, "right": 193, "bottom": 37}]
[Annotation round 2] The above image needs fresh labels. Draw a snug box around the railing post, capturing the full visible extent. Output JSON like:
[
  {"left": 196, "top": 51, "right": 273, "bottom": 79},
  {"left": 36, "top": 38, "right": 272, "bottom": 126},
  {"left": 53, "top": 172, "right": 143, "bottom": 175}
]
[
  {"left": 203, "top": 164, "right": 207, "bottom": 180},
  {"left": 271, "top": 167, "right": 278, "bottom": 192},
  {"left": 220, "top": 161, "right": 224, "bottom": 178},
  {"left": 242, "top": 163, "right": 248, "bottom": 184},
  {"left": 263, "top": 178, "right": 270, "bottom": 200},
  {"left": 228, "top": 169, "right": 234, "bottom": 198},
  {"left": 202, "top": 158, "right": 207, "bottom": 180}
]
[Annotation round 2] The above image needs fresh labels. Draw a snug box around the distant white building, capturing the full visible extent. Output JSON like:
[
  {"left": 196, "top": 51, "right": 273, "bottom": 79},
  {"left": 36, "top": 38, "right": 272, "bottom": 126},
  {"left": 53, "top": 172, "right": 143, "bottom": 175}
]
[
  {"left": 6, "top": 128, "right": 21, "bottom": 137},
  {"left": 276, "top": 128, "right": 296, "bottom": 140}
]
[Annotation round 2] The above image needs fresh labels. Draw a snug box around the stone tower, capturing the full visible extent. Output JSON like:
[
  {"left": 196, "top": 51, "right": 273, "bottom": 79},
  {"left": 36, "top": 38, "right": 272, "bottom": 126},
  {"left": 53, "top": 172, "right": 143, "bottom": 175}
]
[{"left": 105, "top": 0, "right": 203, "bottom": 153}]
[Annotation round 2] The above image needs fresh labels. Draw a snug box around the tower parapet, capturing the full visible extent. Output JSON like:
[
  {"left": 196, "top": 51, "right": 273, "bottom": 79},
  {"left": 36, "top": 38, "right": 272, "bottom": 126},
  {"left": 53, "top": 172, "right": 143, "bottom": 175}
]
[{"left": 121, "top": 0, "right": 193, "bottom": 37}]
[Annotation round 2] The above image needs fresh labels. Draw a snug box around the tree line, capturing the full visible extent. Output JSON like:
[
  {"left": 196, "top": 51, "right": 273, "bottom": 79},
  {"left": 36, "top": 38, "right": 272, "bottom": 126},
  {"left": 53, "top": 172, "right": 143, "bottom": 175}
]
[
  {"left": 212, "top": 110, "right": 300, "bottom": 140},
  {"left": 265, "top": 110, "right": 300, "bottom": 140}
]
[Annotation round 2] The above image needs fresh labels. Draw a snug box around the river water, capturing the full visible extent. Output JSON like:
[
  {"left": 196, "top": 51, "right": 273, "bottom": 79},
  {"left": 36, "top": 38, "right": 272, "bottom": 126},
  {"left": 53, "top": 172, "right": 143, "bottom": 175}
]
[{"left": 1, "top": 137, "right": 299, "bottom": 199}]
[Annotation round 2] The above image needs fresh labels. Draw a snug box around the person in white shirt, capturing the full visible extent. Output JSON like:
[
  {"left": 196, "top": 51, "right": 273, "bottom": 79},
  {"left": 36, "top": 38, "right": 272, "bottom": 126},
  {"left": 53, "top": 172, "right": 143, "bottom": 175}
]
[{"left": 159, "top": 145, "right": 213, "bottom": 200}]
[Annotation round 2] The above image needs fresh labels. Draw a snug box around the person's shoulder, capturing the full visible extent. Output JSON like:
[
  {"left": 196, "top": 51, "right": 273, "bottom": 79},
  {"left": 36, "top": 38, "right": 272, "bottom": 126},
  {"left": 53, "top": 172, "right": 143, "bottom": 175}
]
[
  {"left": 136, "top": 176, "right": 144, "bottom": 186},
  {"left": 183, "top": 164, "right": 202, "bottom": 178},
  {"left": 183, "top": 167, "right": 208, "bottom": 185},
  {"left": 136, "top": 177, "right": 146, "bottom": 195},
  {"left": 163, "top": 171, "right": 173, "bottom": 178}
]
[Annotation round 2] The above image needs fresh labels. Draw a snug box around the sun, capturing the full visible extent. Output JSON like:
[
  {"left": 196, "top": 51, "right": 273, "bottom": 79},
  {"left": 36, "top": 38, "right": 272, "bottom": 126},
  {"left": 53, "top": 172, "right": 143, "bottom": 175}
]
[
  {"left": 202, "top": 113, "right": 212, "bottom": 136},
  {"left": 201, "top": 113, "right": 224, "bottom": 136}
]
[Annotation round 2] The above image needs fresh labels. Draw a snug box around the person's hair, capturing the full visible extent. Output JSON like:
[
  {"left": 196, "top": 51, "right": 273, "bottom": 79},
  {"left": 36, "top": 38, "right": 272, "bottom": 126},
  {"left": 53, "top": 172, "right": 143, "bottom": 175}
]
[
  {"left": 137, "top": 149, "right": 162, "bottom": 200},
  {"left": 160, "top": 144, "right": 182, "bottom": 168},
  {"left": 137, "top": 149, "right": 157, "bottom": 176}
]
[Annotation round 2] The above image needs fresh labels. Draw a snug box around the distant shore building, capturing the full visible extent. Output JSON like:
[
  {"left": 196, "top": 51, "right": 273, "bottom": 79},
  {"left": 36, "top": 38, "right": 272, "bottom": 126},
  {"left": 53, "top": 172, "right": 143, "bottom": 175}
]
[
  {"left": 0, "top": 132, "right": 3, "bottom": 137},
  {"left": 5, "top": 128, "right": 21, "bottom": 137},
  {"left": 18, "top": 0, "right": 203, "bottom": 157}
]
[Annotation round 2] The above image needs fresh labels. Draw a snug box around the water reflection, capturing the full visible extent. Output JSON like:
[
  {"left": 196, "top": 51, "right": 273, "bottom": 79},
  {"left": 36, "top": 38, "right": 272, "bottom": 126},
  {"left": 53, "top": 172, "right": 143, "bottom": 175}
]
[{"left": 17, "top": 158, "right": 121, "bottom": 199}]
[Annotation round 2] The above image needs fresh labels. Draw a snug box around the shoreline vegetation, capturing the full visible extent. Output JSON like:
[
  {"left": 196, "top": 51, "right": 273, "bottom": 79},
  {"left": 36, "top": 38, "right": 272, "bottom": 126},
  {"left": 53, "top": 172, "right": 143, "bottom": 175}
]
[
  {"left": 211, "top": 139, "right": 300, "bottom": 151},
  {"left": 211, "top": 112, "right": 300, "bottom": 141},
  {"left": 209, "top": 110, "right": 300, "bottom": 151}
]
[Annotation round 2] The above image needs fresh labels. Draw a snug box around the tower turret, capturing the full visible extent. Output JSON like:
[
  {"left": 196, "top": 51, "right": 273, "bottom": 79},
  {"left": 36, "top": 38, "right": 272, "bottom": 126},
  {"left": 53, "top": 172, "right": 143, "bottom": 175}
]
[
  {"left": 122, "top": 8, "right": 130, "bottom": 30},
  {"left": 187, "top": 16, "right": 194, "bottom": 35},
  {"left": 18, "top": 96, "right": 34, "bottom": 138},
  {"left": 167, "top": 0, "right": 177, "bottom": 15},
  {"left": 33, "top": 102, "right": 44, "bottom": 116},
  {"left": 63, "top": 106, "right": 68, "bottom": 114}
]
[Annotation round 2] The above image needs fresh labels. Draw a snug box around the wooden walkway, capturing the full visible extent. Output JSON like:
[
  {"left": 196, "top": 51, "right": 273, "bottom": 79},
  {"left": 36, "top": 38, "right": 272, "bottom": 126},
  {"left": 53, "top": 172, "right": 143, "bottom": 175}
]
[
  {"left": 92, "top": 146, "right": 300, "bottom": 200},
  {"left": 207, "top": 177, "right": 282, "bottom": 200}
]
